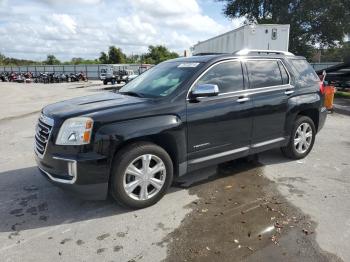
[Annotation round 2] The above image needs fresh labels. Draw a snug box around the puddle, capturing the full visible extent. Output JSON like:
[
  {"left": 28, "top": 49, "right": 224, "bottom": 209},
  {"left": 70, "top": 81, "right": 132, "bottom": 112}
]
[{"left": 164, "top": 159, "right": 342, "bottom": 262}]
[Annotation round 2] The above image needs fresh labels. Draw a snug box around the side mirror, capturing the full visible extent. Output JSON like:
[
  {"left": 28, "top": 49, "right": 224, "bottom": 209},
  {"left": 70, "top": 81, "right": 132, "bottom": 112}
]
[{"left": 190, "top": 84, "right": 219, "bottom": 98}]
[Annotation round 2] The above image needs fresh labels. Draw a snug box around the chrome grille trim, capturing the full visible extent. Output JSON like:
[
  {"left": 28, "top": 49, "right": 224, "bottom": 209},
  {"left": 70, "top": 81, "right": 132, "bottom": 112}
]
[{"left": 34, "top": 114, "right": 54, "bottom": 158}]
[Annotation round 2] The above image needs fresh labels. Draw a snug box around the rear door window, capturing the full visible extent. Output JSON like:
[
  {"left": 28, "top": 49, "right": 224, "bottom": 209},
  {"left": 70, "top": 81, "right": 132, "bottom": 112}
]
[
  {"left": 246, "top": 60, "right": 283, "bottom": 88},
  {"left": 196, "top": 61, "right": 244, "bottom": 93},
  {"left": 290, "top": 59, "right": 319, "bottom": 82}
]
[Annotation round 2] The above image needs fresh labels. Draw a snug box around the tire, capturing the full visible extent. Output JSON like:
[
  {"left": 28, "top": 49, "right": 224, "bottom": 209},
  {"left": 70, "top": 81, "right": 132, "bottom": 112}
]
[
  {"left": 281, "top": 115, "right": 316, "bottom": 159},
  {"left": 110, "top": 142, "right": 173, "bottom": 209}
]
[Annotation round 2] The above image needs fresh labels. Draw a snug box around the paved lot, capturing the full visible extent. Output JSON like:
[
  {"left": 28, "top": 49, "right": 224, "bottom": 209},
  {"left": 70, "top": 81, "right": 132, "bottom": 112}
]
[
  {"left": 334, "top": 97, "right": 350, "bottom": 115},
  {"left": 0, "top": 82, "right": 349, "bottom": 261}
]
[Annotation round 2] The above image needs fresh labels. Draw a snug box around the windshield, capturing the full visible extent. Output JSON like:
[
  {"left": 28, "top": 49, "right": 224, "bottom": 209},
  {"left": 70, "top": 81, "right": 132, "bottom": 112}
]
[{"left": 119, "top": 61, "right": 202, "bottom": 98}]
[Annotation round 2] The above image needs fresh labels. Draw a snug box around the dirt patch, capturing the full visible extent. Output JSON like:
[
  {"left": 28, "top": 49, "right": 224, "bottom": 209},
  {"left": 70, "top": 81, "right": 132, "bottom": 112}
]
[{"left": 164, "top": 159, "right": 342, "bottom": 262}]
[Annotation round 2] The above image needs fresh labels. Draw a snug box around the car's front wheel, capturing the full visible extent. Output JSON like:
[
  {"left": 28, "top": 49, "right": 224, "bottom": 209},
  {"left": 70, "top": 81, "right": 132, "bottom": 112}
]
[
  {"left": 281, "top": 115, "right": 316, "bottom": 159},
  {"left": 110, "top": 142, "right": 173, "bottom": 209}
]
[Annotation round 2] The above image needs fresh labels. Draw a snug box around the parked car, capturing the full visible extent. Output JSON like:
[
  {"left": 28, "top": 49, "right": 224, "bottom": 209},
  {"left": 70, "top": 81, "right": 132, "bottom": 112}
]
[
  {"left": 34, "top": 50, "right": 327, "bottom": 209},
  {"left": 101, "top": 67, "right": 138, "bottom": 85},
  {"left": 122, "top": 69, "right": 138, "bottom": 83}
]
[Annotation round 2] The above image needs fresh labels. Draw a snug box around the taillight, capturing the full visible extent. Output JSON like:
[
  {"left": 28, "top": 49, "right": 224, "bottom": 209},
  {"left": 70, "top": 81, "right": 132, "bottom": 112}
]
[{"left": 319, "top": 81, "right": 325, "bottom": 95}]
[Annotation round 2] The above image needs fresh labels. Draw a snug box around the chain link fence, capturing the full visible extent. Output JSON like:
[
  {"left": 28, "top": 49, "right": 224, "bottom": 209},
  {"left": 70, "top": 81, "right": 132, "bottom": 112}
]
[
  {"left": 0, "top": 62, "right": 341, "bottom": 79},
  {"left": 310, "top": 62, "right": 340, "bottom": 72},
  {"left": 0, "top": 64, "right": 146, "bottom": 80}
]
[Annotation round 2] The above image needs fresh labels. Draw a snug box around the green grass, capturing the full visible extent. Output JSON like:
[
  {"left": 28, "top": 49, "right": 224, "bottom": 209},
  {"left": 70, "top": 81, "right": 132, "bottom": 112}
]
[{"left": 335, "top": 91, "right": 350, "bottom": 99}]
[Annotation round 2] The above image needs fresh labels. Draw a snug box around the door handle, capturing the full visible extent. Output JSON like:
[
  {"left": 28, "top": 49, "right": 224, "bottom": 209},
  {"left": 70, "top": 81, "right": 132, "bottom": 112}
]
[
  {"left": 237, "top": 96, "right": 250, "bottom": 103},
  {"left": 285, "top": 89, "right": 294, "bottom": 95}
]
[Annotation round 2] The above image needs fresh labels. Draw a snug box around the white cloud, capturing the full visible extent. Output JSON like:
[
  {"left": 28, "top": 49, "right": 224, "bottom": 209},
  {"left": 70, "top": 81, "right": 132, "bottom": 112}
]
[
  {"left": 38, "top": 0, "right": 102, "bottom": 5},
  {"left": 131, "top": 0, "right": 201, "bottom": 17},
  {"left": 51, "top": 14, "right": 77, "bottom": 34},
  {"left": 0, "top": 0, "right": 240, "bottom": 61},
  {"left": 114, "top": 15, "right": 157, "bottom": 46}
]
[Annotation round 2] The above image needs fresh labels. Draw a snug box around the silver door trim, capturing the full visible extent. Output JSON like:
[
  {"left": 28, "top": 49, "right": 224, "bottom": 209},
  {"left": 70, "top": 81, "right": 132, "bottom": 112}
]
[
  {"left": 236, "top": 97, "right": 250, "bottom": 103},
  {"left": 251, "top": 137, "right": 285, "bottom": 148},
  {"left": 188, "top": 146, "right": 249, "bottom": 164},
  {"left": 188, "top": 137, "right": 286, "bottom": 165},
  {"left": 186, "top": 58, "right": 293, "bottom": 101},
  {"left": 285, "top": 90, "right": 295, "bottom": 95}
]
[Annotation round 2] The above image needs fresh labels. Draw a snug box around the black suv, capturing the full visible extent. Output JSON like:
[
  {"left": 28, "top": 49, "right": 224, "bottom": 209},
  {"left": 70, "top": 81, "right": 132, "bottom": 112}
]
[{"left": 35, "top": 50, "right": 327, "bottom": 209}]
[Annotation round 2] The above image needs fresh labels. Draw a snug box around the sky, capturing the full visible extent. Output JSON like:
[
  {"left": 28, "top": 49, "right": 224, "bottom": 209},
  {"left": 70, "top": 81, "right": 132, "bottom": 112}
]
[{"left": 0, "top": 0, "right": 245, "bottom": 61}]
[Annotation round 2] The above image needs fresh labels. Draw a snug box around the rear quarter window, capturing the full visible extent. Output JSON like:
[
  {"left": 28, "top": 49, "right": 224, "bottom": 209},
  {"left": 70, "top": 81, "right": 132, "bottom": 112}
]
[{"left": 290, "top": 59, "right": 319, "bottom": 82}]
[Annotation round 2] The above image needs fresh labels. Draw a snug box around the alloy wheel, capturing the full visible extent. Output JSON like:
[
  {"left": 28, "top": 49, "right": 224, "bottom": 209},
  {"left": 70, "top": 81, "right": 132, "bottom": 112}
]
[
  {"left": 123, "top": 154, "right": 166, "bottom": 201},
  {"left": 294, "top": 122, "right": 313, "bottom": 154}
]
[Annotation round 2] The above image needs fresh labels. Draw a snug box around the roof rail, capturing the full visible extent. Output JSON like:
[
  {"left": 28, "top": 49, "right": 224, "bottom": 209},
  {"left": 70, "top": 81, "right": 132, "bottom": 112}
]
[
  {"left": 234, "top": 49, "right": 295, "bottom": 56},
  {"left": 193, "top": 52, "right": 228, "bottom": 56}
]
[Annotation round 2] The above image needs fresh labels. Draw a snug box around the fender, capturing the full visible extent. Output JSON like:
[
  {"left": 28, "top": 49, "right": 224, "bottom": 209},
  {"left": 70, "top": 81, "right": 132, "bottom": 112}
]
[
  {"left": 94, "top": 114, "right": 187, "bottom": 177},
  {"left": 285, "top": 92, "right": 322, "bottom": 137}
]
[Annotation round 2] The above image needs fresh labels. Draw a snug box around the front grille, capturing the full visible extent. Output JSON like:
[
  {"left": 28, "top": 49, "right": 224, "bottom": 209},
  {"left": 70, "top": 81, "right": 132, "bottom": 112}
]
[{"left": 35, "top": 114, "right": 54, "bottom": 158}]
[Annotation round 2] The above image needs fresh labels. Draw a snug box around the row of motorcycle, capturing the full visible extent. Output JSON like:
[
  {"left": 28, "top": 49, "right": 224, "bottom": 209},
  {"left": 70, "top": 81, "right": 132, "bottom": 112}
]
[{"left": 0, "top": 72, "right": 88, "bottom": 83}]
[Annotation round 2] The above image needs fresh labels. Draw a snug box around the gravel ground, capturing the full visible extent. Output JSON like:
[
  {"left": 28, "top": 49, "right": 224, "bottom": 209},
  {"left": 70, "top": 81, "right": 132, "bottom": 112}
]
[{"left": 0, "top": 82, "right": 349, "bottom": 262}]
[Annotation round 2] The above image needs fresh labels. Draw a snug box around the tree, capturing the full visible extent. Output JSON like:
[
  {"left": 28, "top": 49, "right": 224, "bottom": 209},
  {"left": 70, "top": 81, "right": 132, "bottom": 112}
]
[
  {"left": 315, "top": 42, "right": 350, "bottom": 62},
  {"left": 68, "top": 57, "right": 99, "bottom": 65},
  {"left": 99, "top": 52, "right": 109, "bottom": 64},
  {"left": 219, "top": 0, "right": 350, "bottom": 59},
  {"left": 44, "top": 54, "right": 60, "bottom": 65},
  {"left": 98, "top": 47, "right": 127, "bottom": 64},
  {"left": 108, "top": 46, "right": 126, "bottom": 64},
  {"left": 0, "top": 53, "right": 40, "bottom": 66},
  {"left": 143, "top": 45, "right": 179, "bottom": 64},
  {"left": 0, "top": 53, "right": 5, "bottom": 63},
  {"left": 70, "top": 57, "right": 84, "bottom": 64}
]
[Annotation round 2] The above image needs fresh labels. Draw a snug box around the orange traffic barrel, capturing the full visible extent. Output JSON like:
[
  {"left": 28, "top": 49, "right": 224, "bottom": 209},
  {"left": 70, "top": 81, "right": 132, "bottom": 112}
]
[{"left": 324, "top": 85, "right": 336, "bottom": 110}]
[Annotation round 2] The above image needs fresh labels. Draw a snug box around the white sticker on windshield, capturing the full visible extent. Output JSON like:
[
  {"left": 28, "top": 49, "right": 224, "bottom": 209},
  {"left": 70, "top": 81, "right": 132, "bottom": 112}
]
[{"left": 178, "top": 63, "right": 200, "bottom": 68}]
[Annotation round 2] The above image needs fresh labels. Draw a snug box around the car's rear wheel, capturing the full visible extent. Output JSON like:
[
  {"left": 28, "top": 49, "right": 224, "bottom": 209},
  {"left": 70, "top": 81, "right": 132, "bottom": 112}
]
[
  {"left": 281, "top": 115, "right": 316, "bottom": 159},
  {"left": 110, "top": 142, "right": 173, "bottom": 209}
]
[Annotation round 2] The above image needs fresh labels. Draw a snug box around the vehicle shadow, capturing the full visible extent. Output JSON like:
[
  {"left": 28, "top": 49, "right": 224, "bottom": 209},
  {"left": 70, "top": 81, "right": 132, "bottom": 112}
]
[
  {"left": 173, "top": 149, "right": 295, "bottom": 189},
  {"left": 0, "top": 149, "right": 292, "bottom": 233},
  {"left": 0, "top": 166, "right": 130, "bottom": 234},
  {"left": 258, "top": 148, "right": 296, "bottom": 165}
]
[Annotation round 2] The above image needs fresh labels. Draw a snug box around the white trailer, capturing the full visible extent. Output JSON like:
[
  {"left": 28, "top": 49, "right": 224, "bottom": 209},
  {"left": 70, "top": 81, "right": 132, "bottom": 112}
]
[{"left": 192, "top": 24, "right": 290, "bottom": 55}]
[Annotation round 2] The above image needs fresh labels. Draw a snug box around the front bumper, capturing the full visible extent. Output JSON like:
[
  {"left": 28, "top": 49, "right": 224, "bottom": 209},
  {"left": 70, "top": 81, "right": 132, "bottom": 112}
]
[{"left": 35, "top": 151, "right": 109, "bottom": 200}]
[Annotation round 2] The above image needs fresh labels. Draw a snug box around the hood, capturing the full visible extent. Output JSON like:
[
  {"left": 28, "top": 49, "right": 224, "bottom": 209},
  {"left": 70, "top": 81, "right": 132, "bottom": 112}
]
[{"left": 42, "top": 92, "right": 146, "bottom": 119}]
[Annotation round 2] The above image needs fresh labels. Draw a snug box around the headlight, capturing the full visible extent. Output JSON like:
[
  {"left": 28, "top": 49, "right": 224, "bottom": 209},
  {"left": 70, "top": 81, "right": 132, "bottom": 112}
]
[{"left": 56, "top": 117, "right": 94, "bottom": 145}]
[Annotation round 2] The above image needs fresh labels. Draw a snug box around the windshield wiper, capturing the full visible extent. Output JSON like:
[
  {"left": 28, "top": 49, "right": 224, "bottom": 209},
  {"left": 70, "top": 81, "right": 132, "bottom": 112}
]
[{"left": 119, "top": 91, "right": 144, "bottom": 98}]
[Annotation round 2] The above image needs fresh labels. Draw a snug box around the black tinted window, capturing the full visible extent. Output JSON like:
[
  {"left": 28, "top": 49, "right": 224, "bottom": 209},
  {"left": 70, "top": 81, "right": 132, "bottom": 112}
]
[
  {"left": 197, "top": 61, "right": 244, "bottom": 93},
  {"left": 246, "top": 60, "right": 283, "bottom": 88},
  {"left": 290, "top": 59, "right": 319, "bottom": 82},
  {"left": 278, "top": 61, "right": 289, "bottom": 84}
]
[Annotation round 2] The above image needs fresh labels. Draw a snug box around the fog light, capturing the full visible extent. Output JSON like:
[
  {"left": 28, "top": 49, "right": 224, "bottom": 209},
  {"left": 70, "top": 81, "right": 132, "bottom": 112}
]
[{"left": 67, "top": 161, "right": 77, "bottom": 179}]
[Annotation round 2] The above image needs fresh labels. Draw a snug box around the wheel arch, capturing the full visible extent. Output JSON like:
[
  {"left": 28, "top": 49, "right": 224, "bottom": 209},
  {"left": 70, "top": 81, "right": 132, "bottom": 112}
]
[
  {"left": 97, "top": 115, "right": 186, "bottom": 190},
  {"left": 296, "top": 108, "right": 319, "bottom": 131},
  {"left": 111, "top": 134, "right": 180, "bottom": 177}
]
